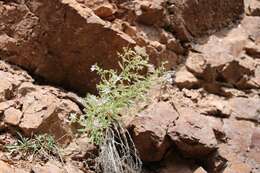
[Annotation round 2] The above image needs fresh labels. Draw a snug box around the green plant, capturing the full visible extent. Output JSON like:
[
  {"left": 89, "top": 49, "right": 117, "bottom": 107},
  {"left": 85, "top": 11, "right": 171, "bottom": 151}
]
[
  {"left": 6, "top": 133, "right": 61, "bottom": 161},
  {"left": 78, "top": 47, "right": 165, "bottom": 145}
]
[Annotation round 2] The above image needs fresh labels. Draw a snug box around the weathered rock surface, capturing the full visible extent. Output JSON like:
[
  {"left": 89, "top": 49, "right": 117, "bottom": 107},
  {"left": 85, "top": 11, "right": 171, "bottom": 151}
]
[
  {"left": 175, "top": 66, "right": 201, "bottom": 89},
  {"left": 157, "top": 151, "right": 195, "bottom": 173},
  {"left": 129, "top": 101, "right": 178, "bottom": 162},
  {"left": 0, "top": 60, "right": 82, "bottom": 144},
  {"left": 229, "top": 97, "right": 260, "bottom": 123},
  {"left": 167, "top": 0, "right": 244, "bottom": 41},
  {"left": 129, "top": 80, "right": 260, "bottom": 172},
  {"left": 0, "top": 160, "right": 27, "bottom": 173},
  {"left": 1, "top": 1, "right": 260, "bottom": 173},
  {"left": 0, "top": 0, "right": 246, "bottom": 95},
  {"left": 175, "top": 16, "right": 260, "bottom": 95},
  {"left": 168, "top": 108, "right": 218, "bottom": 158},
  {"left": 0, "top": 0, "right": 136, "bottom": 94}
]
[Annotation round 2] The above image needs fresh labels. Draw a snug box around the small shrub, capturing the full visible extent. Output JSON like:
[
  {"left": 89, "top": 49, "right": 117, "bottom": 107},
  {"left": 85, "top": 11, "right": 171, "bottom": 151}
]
[
  {"left": 5, "top": 133, "right": 61, "bottom": 161},
  {"left": 76, "top": 47, "right": 165, "bottom": 173},
  {"left": 78, "top": 47, "right": 164, "bottom": 144}
]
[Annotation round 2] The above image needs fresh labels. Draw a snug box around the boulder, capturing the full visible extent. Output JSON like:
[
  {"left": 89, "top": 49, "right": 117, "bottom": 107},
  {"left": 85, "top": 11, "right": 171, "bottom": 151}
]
[
  {"left": 93, "top": 3, "right": 117, "bottom": 19},
  {"left": 244, "top": 41, "right": 260, "bottom": 59},
  {"left": 168, "top": 108, "right": 218, "bottom": 157},
  {"left": 0, "top": 0, "right": 135, "bottom": 94},
  {"left": 198, "top": 96, "right": 231, "bottom": 118},
  {"left": 185, "top": 53, "right": 207, "bottom": 77},
  {"left": 175, "top": 67, "right": 201, "bottom": 89},
  {"left": 136, "top": 0, "right": 166, "bottom": 27},
  {"left": 129, "top": 101, "right": 179, "bottom": 162},
  {"left": 0, "top": 61, "right": 82, "bottom": 144},
  {"left": 17, "top": 85, "right": 82, "bottom": 144},
  {"left": 223, "top": 118, "right": 255, "bottom": 153},
  {"left": 0, "top": 0, "right": 247, "bottom": 95},
  {"left": 63, "top": 136, "right": 96, "bottom": 160},
  {"left": 229, "top": 97, "right": 260, "bottom": 123},
  {"left": 167, "top": 0, "right": 244, "bottom": 41},
  {"left": 4, "top": 107, "right": 23, "bottom": 126},
  {"left": 177, "top": 16, "right": 260, "bottom": 93}
]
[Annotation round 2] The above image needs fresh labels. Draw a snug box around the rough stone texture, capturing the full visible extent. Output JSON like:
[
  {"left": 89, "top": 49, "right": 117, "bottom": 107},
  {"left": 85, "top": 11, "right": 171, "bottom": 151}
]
[
  {"left": 157, "top": 151, "right": 195, "bottom": 173},
  {"left": 198, "top": 97, "right": 231, "bottom": 118},
  {"left": 0, "top": 161, "right": 27, "bottom": 173},
  {"left": 4, "top": 107, "right": 23, "bottom": 125},
  {"left": 175, "top": 67, "right": 201, "bottom": 89},
  {"left": 168, "top": 108, "right": 218, "bottom": 158},
  {"left": 0, "top": 0, "right": 245, "bottom": 95},
  {"left": 0, "top": 0, "right": 180, "bottom": 95},
  {"left": 144, "top": 83, "right": 260, "bottom": 173},
  {"left": 0, "top": 1, "right": 260, "bottom": 173},
  {"left": 167, "top": 0, "right": 244, "bottom": 41},
  {"left": 130, "top": 101, "right": 178, "bottom": 162},
  {"left": 0, "top": 0, "right": 135, "bottom": 94},
  {"left": 229, "top": 97, "right": 260, "bottom": 123},
  {"left": 63, "top": 136, "right": 96, "bottom": 160},
  {"left": 174, "top": 16, "right": 260, "bottom": 96},
  {"left": 32, "top": 161, "right": 65, "bottom": 173},
  {"left": 248, "top": 128, "right": 260, "bottom": 164},
  {"left": 0, "top": 60, "right": 82, "bottom": 144},
  {"left": 0, "top": 161, "right": 14, "bottom": 173}
]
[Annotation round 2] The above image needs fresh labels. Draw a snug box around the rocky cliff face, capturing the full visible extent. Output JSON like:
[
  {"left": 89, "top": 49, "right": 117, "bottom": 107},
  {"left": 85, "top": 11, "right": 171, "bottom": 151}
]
[
  {"left": 0, "top": 0, "right": 245, "bottom": 94},
  {"left": 0, "top": 0, "right": 260, "bottom": 173}
]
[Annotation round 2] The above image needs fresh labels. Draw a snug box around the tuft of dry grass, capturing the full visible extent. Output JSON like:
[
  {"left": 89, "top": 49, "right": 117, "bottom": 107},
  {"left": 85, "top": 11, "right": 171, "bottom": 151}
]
[
  {"left": 5, "top": 133, "right": 62, "bottom": 161},
  {"left": 96, "top": 122, "right": 142, "bottom": 173}
]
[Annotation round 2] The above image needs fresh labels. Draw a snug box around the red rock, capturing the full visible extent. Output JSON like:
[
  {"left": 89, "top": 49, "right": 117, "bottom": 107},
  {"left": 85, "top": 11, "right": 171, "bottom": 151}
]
[
  {"left": 223, "top": 163, "right": 252, "bottom": 173},
  {"left": 64, "top": 163, "right": 84, "bottom": 173},
  {"left": 0, "top": 161, "right": 14, "bottom": 173},
  {"left": 186, "top": 53, "right": 207, "bottom": 77},
  {"left": 168, "top": 108, "right": 218, "bottom": 157},
  {"left": 175, "top": 67, "right": 201, "bottom": 89},
  {"left": 32, "top": 162, "right": 64, "bottom": 173},
  {"left": 248, "top": 128, "right": 260, "bottom": 163},
  {"left": 167, "top": 0, "right": 244, "bottom": 41},
  {"left": 0, "top": 76, "right": 13, "bottom": 102},
  {"left": 4, "top": 107, "right": 23, "bottom": 126},
  {"left": 0, "top": 61, "right": 82, "bottom": 144},
  {"left": 129, "top": 101, "right": 179, "bottom": 162},
  {"left": 18, "top": 88, "right": 82, "bottom": 144},
  {"left": 199, "top": 98, "right": 231, "bottom": 118},
  {"left": 244, "top": 42, "right": 260, "bottom": 59},
  {"left": 166, "top": 38, "right": 185, "bottom": 54},
  {"left": 0, "top": 100, "right": 16, "bottom": 114},
  {"left": 63, "top": 136, "right": 96, "bottom": 160},
  {"left": 0, "top": 0, "right": 135, "bottom": 95},
  {"left": 93, "top": 3, "right": 116, "bottom": 18},
  {"left": 223, "top": 119, "right": 255, "bottom": 153},
  {"left": 229, "top": 97, "right": 260, "bottom": 123},
  {"left": 157, "top": 151, "right": 195, "bottom": 173},
  {"left": 136, "top": 0, "right": 166, "bottom": 27}
]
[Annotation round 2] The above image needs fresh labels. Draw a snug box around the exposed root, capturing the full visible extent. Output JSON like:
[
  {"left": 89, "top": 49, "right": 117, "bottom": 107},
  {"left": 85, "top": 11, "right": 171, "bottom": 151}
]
[{"left": 96, "top": 122, "right": 142, "bottom": 173}]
